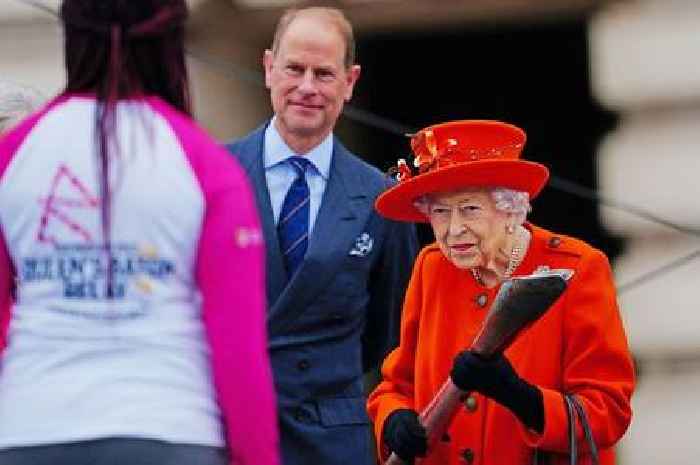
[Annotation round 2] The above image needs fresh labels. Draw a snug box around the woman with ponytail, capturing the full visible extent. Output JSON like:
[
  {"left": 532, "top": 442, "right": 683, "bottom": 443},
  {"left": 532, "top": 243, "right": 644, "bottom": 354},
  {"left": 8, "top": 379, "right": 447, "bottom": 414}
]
[{"left": 0, "top": 2, "right": 279, "bottom": 464}]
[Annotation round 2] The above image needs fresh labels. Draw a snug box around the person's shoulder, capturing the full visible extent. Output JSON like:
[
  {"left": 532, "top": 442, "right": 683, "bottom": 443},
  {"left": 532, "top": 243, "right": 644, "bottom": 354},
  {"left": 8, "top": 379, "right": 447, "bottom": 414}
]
[
  {"left": 334, "top": 140, "right": 390, "bottom": 194},
  {"left": 531, "top": 224, "right": 609, "bottom": 264},
  {"left": 225, "top": 124, "right": 267, "bottom": 155},
  {"left": 416, "top": 242, "right": 446, "bottom": 268},
  {"left": 146, "top": 96, "right": 211, "bottom": 147},
  {"left": 146, "top": 97, "right": 248, "bottom": 190},
  {"left": 0, "top": 94, "right": 65, "bottom": 173}
]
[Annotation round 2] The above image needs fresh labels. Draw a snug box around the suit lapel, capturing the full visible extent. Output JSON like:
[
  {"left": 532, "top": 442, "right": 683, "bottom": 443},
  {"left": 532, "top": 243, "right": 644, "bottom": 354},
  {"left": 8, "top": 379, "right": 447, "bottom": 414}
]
[
  {"left": 267, "top": 141, "right": 372, "bottom": 336},
  {"left": 234, "top": 125, "right": 288, "bottom": 308}
]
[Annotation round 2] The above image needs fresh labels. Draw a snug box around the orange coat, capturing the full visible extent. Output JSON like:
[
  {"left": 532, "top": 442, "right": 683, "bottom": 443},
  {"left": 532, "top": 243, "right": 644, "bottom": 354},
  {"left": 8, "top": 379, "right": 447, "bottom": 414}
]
[{"left": 367, "top": 224, "right": 634, "bottom": 465}]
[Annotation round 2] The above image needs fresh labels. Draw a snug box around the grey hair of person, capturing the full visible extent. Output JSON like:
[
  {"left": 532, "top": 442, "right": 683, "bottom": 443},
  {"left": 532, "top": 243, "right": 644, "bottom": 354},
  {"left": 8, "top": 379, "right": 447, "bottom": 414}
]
[
  {"left": 413, "top": 187, "right": 532, "bottom": 225},
  {"left": 0, "top": 81, "right": 44, "bottom": 133}
]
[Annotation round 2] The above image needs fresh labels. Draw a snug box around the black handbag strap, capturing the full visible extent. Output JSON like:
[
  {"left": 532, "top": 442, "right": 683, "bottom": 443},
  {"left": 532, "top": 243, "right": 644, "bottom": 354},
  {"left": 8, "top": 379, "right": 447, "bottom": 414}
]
[
  {"left": 564, "top": 395, "right": 577, "bottom": 465},
  {"left": 567, "top": 394, "right": 599, "bottom": 465},
  {"left": 533, "top": 394, "right": 599, "bottom": 465}
]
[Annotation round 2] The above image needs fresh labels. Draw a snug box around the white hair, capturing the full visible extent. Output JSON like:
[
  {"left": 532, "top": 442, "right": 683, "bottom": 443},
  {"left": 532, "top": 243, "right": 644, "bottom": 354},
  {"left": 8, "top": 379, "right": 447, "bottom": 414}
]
[
  {"left": 0, "top": 81, "right": 44, "bottom": 134},
  {"left": 490, "top": 187, "right": 531, "bottom": 225},
  {"left": 414, "top": 187, "right": 532, "bottom": 224}
]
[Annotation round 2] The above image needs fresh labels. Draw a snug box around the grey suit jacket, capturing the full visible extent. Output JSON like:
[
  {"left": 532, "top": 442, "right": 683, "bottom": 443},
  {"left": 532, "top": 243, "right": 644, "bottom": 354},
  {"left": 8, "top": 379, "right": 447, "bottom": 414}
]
[{"left": 227, "top": 123, "right": 418, "bottom": 465}]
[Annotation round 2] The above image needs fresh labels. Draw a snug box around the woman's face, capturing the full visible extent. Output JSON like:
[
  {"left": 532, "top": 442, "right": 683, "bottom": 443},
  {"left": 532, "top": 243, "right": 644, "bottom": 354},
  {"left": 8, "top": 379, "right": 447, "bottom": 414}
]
[{"left": 427, "top": 189, "right": 512, "bottom": 270}]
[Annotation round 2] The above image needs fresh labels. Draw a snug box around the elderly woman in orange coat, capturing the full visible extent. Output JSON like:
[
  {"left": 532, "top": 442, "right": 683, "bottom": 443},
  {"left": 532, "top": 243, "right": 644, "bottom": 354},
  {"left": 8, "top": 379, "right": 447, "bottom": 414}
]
[{"left": 367, "top": 120, "right": 634, "bottom": 465}]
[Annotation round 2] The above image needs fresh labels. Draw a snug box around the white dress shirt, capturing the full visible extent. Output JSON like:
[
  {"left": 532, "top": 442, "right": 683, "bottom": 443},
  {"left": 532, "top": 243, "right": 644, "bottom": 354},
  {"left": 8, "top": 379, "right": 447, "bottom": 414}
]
[{"left": 263, "top": 118, "right": 332, "bottom": 235}]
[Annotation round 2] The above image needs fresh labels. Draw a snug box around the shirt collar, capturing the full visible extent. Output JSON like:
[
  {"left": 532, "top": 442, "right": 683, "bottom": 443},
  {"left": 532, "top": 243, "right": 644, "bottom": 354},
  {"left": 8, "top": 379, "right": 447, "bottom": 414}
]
[{"left": 263, "top": 117, "right": 333, "bottom": 179}]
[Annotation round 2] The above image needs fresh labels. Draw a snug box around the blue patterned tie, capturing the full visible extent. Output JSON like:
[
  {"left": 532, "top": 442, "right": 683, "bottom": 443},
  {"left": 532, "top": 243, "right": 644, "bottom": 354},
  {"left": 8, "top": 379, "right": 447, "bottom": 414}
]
[{"left": 278, "top": 156, "right": 311, "bottom": 277}]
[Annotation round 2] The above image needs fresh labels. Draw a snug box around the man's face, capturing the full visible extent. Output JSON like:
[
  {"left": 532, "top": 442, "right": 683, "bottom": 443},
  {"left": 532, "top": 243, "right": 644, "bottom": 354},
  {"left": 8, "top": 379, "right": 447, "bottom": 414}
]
[{"left": 264, "top": 15, "right": 360, "bottom": 150}]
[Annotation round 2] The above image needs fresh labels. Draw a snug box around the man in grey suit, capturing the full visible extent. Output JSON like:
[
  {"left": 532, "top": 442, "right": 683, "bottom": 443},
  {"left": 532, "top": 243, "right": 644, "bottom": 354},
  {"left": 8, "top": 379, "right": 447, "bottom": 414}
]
[{"left": 226, "top": 7, "right": 418, "bottom": 465}]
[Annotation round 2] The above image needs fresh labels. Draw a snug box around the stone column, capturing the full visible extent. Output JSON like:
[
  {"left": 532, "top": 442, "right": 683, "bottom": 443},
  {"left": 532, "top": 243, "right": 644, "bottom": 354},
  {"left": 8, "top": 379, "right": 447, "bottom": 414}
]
[{"left": 589, "top": 1, "right": 700, "bottom": 463}]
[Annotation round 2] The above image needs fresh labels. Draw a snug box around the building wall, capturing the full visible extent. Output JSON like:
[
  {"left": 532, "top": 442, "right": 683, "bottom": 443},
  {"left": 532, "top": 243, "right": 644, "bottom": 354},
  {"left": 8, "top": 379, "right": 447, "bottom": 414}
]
[
  {"left": 590, "top": 1, "right": 700, "bottom": 462},
  {"left": 0, "top": 12, "right": 269, "bottom": 141},
  {"left": 0, "top": 22, "right": 64, "bottom": 98}
]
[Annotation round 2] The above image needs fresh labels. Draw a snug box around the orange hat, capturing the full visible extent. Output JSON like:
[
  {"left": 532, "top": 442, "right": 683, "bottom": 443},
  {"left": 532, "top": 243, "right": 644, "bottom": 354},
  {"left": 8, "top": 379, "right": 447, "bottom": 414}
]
[{"left": 375, "top": 120, "right": 549, "bottom": 223}]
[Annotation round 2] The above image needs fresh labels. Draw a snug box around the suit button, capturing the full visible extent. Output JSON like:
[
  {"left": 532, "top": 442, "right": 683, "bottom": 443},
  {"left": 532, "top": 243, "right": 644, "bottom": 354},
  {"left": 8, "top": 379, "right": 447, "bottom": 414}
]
[
  {"left": 297, "top": 359, "right": 310, "bottom": 371},
  {"left": 464, "top": 395, "right": 478, "bottom": 412},
  {"left": 461, "top": 448, "right": 475, "bottom": 463},
  {"left": 548, "top": 236, "right": 562, "bottom": 248},
  {"left": 475, "top": 293, "right": 488, "bottom": 308}
]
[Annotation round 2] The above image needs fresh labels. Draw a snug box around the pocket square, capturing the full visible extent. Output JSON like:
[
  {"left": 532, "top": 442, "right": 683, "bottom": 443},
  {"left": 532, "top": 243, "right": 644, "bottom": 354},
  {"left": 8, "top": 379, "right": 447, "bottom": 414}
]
[{"left": 349, "top": 232, "right": 373, "bottom": 257}]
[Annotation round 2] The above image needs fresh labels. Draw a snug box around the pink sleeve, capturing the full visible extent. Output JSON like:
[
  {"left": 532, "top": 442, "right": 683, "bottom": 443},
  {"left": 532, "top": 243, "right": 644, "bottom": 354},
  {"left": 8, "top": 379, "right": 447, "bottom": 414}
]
[
  {"left": 0, "top": 232, "right": 12, "bottom": 353},
  {"left": 150, "top": 98, "right": 279, "bottom": 465},
  {"left": 0, "top": 126, "right": 15, "bottom": 354},
  {"left": 0, "top": 96, "right": 62, "bottom": 353},
  {"left": 197, "top": 170, "right": 278, "bottom": 465}
]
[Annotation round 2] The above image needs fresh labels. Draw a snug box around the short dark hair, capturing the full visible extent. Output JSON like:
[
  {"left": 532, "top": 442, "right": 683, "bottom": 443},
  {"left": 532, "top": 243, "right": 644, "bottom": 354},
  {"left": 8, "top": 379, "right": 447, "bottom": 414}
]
[{"left": 271, "top": 7, "right": 356, "bottom": 69}]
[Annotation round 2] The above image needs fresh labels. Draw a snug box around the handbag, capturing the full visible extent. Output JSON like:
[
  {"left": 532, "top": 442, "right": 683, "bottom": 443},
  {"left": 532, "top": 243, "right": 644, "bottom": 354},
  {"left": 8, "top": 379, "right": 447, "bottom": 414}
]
[{"left": 533, "top": 394, "right": 599, "bottom": 465}]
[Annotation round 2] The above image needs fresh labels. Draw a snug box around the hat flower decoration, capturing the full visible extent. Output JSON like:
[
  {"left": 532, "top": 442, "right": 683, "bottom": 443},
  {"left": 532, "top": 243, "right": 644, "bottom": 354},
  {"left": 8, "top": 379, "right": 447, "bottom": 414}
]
[{"left": 378, "top": 120, "right": 549, "bottom": 223}]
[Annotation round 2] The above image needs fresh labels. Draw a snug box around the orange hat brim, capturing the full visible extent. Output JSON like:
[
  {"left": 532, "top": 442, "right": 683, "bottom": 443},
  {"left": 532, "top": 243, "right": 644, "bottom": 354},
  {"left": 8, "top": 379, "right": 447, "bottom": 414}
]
[{"left": 375, "top": 159, "right": 549, "bottom": 223}]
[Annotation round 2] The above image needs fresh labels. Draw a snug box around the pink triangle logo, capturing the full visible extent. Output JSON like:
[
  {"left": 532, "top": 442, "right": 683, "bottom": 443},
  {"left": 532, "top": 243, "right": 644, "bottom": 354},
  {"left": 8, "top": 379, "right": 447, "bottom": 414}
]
[{"left": 37, "top": 164, "right": 100, "bottom": 245}]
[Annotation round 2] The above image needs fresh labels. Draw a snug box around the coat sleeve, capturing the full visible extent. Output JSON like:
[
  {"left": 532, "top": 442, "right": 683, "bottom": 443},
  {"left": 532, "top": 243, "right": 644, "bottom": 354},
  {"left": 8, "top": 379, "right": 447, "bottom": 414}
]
[
  {"left": 519, "top": 249, "right": 635, "bottom": 453},
  {"left": 195, "top": 161, "right": 280, "bottom": 465},
  {"left": 0, "top": 230, "right": 12, "bottom": 353},
  {"left": 362, "top": 218, "right": 419, "bottom": 372},
  {"left": 367, "top": 246, "right": 428, "bottom": 461}
]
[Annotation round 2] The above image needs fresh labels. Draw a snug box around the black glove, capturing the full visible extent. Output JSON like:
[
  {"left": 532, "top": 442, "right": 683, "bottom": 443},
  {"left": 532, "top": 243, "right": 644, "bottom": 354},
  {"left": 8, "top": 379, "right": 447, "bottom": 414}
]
[
  {"left": 450, "top": 350, "right": 544, "bottom": 433},
  {"left": 382, "top": 408, "right": 428, "bottom": 464}
]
